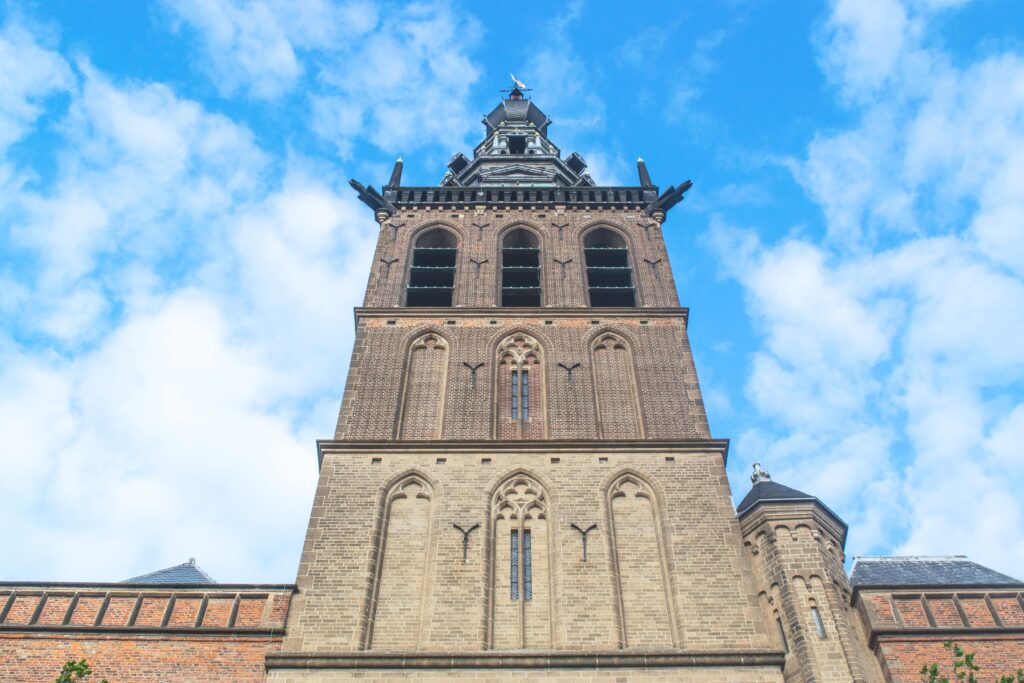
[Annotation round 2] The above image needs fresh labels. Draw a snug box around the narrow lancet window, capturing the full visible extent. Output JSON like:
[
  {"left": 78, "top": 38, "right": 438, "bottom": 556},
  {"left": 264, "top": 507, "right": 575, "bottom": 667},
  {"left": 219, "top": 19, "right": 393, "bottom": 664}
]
[
  {"left": 407, "top": 228, "right": 457, "bottom": 306},
  {"left": 497, "top": 334, "right": 544, "bottom": 439},
  {"left": 811, "top": 606, "right": 827, "bottom": 639},
  {"left": 501, "top": 229, "right": 541, "bottom": 306},
  {"left": 584, "top": 228, "right": 635, "bottom": 307}
]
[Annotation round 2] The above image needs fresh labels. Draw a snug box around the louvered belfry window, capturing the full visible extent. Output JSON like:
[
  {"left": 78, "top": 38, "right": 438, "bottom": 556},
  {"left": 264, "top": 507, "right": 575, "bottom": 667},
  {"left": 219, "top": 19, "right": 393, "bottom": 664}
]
[
  {"left": 407, "top": 228, "right": 457, "bottom": 306},
  {"left": 501, "top": 228, "right": 541, "bottom": 307},
  {"left": 584, "top": 228, "right": 635, "bottom": 307}
]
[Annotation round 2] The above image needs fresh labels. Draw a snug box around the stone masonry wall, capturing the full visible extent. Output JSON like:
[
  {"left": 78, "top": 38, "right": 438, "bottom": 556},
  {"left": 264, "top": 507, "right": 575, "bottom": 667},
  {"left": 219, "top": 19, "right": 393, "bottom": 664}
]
[{"left": 282, "top": 447, "right": 769, "bottom": 657}]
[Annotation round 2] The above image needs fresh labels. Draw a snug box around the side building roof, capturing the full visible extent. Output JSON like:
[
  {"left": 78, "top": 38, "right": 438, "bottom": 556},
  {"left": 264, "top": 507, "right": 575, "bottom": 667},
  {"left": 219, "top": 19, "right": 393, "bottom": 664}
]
[
  {"left": 850, "top": 556, "right": 1024, "bottom": 590},
  {"left": 124, "top": 558, "right": 215, "bottom": 584}
]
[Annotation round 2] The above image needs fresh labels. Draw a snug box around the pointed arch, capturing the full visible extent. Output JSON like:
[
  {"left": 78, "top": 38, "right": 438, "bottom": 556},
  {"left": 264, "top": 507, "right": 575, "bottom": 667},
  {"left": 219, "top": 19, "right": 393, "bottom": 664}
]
[
  {"left": 493, "top": 332, "right": 547, "bottom": 439},
  {"left": 590, "top": 331, "right": 644, "bottom": 438},
  {"left": 498, "top": 224, "right": 544, "bottom": 307},
  {"left": 485, "top": 471, "right": 557, "bottom": 650},
  {"left": 396, "top": 332, "right": 449, "bottom": 439},
  {"left": 605, "top": 470, "right": 679, "bottom": 648},
  {"left": 406, "top": 226, "right": 460, "bottom": 307},
  {"left": 581, "top": 225, "right": 637, "bottom": 307},
  {"left": 362, "top": 472, "right": 437, "bottom": 650}
]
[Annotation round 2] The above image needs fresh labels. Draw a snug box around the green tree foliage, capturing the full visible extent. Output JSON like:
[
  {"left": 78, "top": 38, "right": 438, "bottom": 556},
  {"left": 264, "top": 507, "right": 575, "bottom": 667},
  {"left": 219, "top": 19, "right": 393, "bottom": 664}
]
[
  {"left": 55, "top": 659, "right": 109, "bottom": 683},
  {"left": 920, "top": 641, "right": 1024, "bottom": 683}
]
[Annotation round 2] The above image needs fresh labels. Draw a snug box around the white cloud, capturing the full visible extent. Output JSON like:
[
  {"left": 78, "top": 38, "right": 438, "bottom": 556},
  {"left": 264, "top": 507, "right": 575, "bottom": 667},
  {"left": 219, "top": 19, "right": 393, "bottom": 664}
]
[
  {"left": 0, "top": 19, "right": 72, "bottom": 153},
  {"left": 719, "top": 0, "right": 1024, "bottom": 574},
  {"left": 0, "top": 18, "right": 376, "bottom": 582},
  {"left": 163, "top": 0, "right": 481, "bottom": 157}
]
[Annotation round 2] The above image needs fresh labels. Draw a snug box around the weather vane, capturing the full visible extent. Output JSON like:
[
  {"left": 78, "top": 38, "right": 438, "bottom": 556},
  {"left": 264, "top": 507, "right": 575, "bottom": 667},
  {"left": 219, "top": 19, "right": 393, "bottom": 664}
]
[{"left": 501, "top": 73, "right": 532, "bottom": 98}]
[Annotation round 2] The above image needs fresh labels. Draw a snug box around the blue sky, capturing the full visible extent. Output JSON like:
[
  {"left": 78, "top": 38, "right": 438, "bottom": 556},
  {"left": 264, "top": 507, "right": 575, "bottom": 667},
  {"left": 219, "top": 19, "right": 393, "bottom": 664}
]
[{"left": 1, "top": 0, "right": 1023, "bottom": 582}]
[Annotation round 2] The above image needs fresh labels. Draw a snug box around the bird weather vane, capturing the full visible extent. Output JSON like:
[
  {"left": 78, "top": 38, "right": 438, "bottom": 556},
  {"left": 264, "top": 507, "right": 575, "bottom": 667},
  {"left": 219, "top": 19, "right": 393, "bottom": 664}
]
[{"left": 502, "top": 74, "right": 532, "bottom": 96}]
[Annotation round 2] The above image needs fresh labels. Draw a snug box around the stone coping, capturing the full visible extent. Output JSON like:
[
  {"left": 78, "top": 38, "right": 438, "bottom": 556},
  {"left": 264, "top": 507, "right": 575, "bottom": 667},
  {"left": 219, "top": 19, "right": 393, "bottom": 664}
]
[
  {"left": 355, "top": 307, "right": 689, "bottom": 320},
  {"left": 265, "top": 650, "right": 785, "bottom": 670},
  {"left": 316, "top": 439, "right": 731, "bottom": 468}
]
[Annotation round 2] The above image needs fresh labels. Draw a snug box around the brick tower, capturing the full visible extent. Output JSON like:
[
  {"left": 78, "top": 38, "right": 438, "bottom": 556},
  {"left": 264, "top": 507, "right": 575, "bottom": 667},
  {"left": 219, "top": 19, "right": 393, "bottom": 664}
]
[{"left": 266, "top": 85, "right": 784, "bottom": 681}]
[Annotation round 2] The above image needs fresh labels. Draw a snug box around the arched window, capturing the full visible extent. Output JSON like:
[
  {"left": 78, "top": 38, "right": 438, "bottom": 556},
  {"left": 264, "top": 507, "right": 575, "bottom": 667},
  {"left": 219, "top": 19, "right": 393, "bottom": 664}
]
[
  {"left": 364, "top": 474, "right": 434, "bottom": 649},
  {"left": 396, "top": 333, "right": 449, "bottom": 439},
  {"left": 583, "top": 228, "right": 635, "bottom": 307},
  {"left": 495, "top": 334, "right": 545, "bottom": 439},
  {"left": 407, "top": 228, "right": 457, "bottom": 307},
  {"left": 608, "top": 473, "right": 677, "bottom": 648},
  {"left": 490, "top": 474, "right": 552, "bottom": 649},
  {"left": 501, "top": 229, "right": 541, "bottom": 307},
  {"left": 591, "top": 333, "right": 643, "bottom": 438}
]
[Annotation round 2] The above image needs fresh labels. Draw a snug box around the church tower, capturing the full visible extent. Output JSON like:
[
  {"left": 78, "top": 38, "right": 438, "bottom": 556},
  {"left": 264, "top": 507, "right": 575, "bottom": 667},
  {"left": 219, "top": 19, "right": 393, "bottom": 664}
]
[{"left": 267, "top": 86, "right": 785, "bottom": 681}]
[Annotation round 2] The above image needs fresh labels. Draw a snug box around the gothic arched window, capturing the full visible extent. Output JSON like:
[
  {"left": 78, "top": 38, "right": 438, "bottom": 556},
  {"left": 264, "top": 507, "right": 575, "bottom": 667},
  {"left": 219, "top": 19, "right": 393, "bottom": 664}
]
[
  {"left": 607, "top": 473, "right": 677, "bottom": 648},
  {"left": 397, "top": 333, "right": 449, "bottom": 439},
  {"left": 501, "top": 228, "right": 541, "bottom": 307},
  {"left": 591, "top": 332, "right": 643, "bottom": 438},
  {"left": 407, "top": 228, "right": 457, "bottom": 307},
  {"left": 490, "top": 474, "right": 552, "bottom": 649},
  {"left": 583, "top": 228, "right": 635, "bottom": 307},
  {"left": 364, "top": 474, "right": 435, "bottom": 650},
  {"left": 495, "top": 334, "right": 545, "bottom": 439}
]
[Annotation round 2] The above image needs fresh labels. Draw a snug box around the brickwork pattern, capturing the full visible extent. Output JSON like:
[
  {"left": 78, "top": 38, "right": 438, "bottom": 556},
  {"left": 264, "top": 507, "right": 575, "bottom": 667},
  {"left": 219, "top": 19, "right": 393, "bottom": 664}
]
[
  {"left": 284, "top": 449, "right": 768, "bottom": 656},
  {"left": 740, "top": 507, "right": 884, "bottom": 683},
  {"left": 0, "top": 586, "right": 292, "bottom": 682},
  {"left": 0, "top": 633, "right": 283, "bottom": 682},
  {"left": 334, "top": 315, "right": 709, "bottom": 441},
  {"left": 266, "top": 664, "right": 785, "bottom": 682},
  {"left": 874, "top": 636, "right": 1024, "bottom": 683},
  {"left": 593, "top": 333, "right": 643, "bottom": 438},
  {"left": 397, "top": 334, "right": 448, "bottom": 439},
  {"left": 609, "top": 476, "right": 674, "bottom": 647},
  {"left": 362, "top": 208, "right": 679, "bottom": 311}
]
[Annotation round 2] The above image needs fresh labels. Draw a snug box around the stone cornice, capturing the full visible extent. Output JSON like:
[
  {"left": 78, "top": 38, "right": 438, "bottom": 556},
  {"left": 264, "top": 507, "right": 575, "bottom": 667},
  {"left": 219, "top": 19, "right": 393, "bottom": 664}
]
[
  {"left": 355, "top": 307, "right": 689, "bottom": 323},
  {"left": 316, "top": 439, "right": 729, "bottom": 469},
  {"left": 736, "top": 502, "right": 849, "bottom": 550},
  {"left": 265, "top": 649, "right": 785, "bottom": 671}
]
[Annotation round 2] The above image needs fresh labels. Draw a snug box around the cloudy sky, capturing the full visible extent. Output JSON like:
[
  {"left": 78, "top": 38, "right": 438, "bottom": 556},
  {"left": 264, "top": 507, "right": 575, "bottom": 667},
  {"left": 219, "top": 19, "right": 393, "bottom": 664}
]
[{"left": 1, "top": 0, "right": 1022, "bottom": 582}]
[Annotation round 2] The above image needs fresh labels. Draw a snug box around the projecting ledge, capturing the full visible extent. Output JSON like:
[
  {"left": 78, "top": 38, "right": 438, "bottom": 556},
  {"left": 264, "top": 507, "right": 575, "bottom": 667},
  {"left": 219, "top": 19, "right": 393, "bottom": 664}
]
[
  {"left": 316, "top": 439, "right": 730, "bottom": 468},
  {"left": 265, "top": 649, "right": 786, "bottom": 670}
]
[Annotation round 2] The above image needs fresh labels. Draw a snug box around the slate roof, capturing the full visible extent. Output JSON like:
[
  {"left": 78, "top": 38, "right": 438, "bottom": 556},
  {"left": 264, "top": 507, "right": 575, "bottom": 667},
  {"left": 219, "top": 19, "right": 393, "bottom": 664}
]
[
  {"left": 736, "top": 479, "right": 817, "bottom": 516},
  {"left": 483, "top": 98, "right": 551, "bottom": 136},
  {"left": 850, "top": 556, "right": 1023, "bottom": 588},
  {"left": 124, "top": 559, "right": 215, "bottom": 584}
]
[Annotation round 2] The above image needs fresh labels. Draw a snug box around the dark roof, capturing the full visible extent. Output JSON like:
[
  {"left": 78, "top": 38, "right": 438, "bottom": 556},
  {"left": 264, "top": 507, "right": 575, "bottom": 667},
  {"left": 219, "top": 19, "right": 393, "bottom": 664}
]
[
  {"left": 850, "top": 556, "right": 1023, "bottom": 588},
  {"left": 736, "top": 479, "right": 817, "bottom": 515},
  {"left": 124, "top": 559, "right": 215, "bottom": 584},
  {"left": 483, "top": 98, "right": 551, "bottom": 136}
]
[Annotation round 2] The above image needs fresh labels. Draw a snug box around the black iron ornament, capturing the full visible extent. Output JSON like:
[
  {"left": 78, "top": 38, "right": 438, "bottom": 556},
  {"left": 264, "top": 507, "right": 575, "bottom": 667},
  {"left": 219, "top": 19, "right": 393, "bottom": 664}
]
[
  {"left": 379, "top": 257, "right": 399, "bottom": 279},
  {"left": 387, "top": 222, "right": 406, "bottom": 242},
  {"left": 644, "top": 257, "right": 663, "bottom": 277},
  {"left": 453, "top": 523, "right": 480, "bottom": 562},
  {"left": 469, "top": 257, "right": 488, "bottom": 277},
  {"left": 553, "top": 257, "right": 573, "bottom": 278},
  {"left": 638, "top": 222, "right": 657, "bottom": 238},
  {"left": 558, "top": 362, "right": 581, "bottom": 386},
  {"left": 473, "top": 222, "right": 489, "bottom": 241},
  {"left": 463, "top": 362, "right": 485, "bottom": 388},
  {"left": 552, "top": 222, "right": 569, "bottom": 240},
  {"left": 570, "top": 523, "right": 598, "bottom": 561}
]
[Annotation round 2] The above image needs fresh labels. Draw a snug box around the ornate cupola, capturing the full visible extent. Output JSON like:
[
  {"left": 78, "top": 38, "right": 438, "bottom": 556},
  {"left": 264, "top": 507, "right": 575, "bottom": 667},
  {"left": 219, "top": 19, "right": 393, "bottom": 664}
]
[{"left": 441, "top": 86, "right": 592, "bottom": 188}]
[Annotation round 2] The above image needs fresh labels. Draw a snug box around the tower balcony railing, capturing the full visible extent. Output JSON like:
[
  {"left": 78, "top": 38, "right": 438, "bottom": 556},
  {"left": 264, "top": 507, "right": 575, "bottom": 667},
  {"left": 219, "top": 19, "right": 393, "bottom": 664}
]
[{"left": 384, "top": 186, "right": 660, "bottom": 209}]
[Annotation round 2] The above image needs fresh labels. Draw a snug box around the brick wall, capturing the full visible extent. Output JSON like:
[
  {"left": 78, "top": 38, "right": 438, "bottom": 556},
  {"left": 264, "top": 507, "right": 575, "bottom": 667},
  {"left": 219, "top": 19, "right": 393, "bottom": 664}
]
[
  {"left": 362, "top": 207, "right": 679, "bottom": 310},
  {"left": 335, "top": 314, "right": 709, "bottom": 441},
  {"left": 0, "top": 584, "right": 292, "bottom": 682},
  {"left": 857, "top": 588, "right": 1024, "bottom": 682}
]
